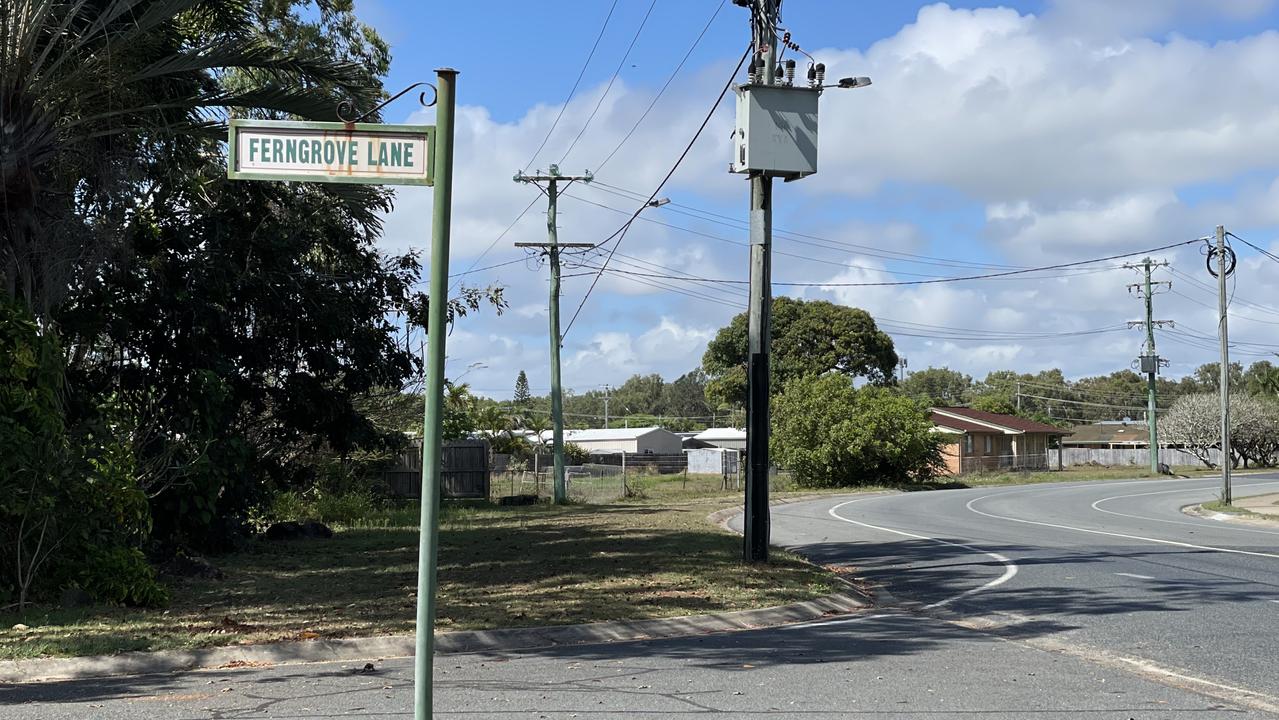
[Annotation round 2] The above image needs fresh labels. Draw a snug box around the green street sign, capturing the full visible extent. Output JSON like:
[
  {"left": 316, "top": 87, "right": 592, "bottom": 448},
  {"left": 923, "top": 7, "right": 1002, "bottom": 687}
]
[{"left": 228, "top": 119, "right": 434, "bottom": 186}]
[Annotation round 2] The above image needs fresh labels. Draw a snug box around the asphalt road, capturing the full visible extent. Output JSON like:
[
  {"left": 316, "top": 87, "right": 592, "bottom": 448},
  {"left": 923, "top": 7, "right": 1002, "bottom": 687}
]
[
  {"left": 4, "top": 474, "right": 1278, "bottom": 718},
  {"left": 764, "top": 473, "right": 1279, "bottom": 706}
]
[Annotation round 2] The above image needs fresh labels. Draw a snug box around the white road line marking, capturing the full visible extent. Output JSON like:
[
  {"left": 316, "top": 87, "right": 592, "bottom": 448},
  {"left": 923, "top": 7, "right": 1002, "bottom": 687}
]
[
  {"left": 1269, "top": 599, "right": 1279, "bottom": 604},
  {"left": 828, "top": 498, "right": 1018, "bottom": 610},
  {"left": 782, "top": 612, "right": 905, "bottom": 631},
  {"left": 1113, "top": 572, "right": 1155, "bottom": 580},
  {"left": 1090, "top": 480, "right": 1279, "bottom": 536},
  {"left": 966, "top": 493, "right": 1279, "bottom": 560}
]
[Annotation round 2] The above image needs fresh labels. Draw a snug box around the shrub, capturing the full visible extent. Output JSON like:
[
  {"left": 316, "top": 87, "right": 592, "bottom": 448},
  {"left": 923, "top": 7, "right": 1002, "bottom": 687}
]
[
  {"left": 258, "top": 488, "right": 379, "bottom": 527},
  {"left": 79, "top": 547, "right": 169, "bottom": 607},
  {"left": 772, "top": 375, "right": 950, "bottom": 488},
  {"left": 0, "top": 298, "right": 157, "bottom": 609},
  {"left": 563, "top": 442, "right": 590, "bottom": 466},
  {"left": 312, "top": 490, "right": 377, "bottom": 525}
]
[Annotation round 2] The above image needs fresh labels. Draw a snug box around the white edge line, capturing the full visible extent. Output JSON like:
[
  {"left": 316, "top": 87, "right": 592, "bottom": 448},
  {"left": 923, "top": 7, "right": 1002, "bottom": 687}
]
[
  {"left": 966, "top": 493, "right": 1279, "bottom": 560},
  {"left": 828, "top": 498, "right": 1018, "bottom": 610},
  {"left": 1090, "top": 480, "right": 1279, "bottom": 537}
]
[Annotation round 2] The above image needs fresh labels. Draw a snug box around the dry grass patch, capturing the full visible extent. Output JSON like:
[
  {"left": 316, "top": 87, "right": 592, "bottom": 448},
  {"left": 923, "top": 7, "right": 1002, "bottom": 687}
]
[{"left": 0, "top": 498, "right": 835, "bottom": 660}]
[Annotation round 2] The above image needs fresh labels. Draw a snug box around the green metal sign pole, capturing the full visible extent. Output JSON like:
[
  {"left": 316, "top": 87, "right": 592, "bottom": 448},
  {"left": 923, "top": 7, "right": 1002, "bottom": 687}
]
[{"left": 414, "top": 66, "right": 456, "bottom": 720}]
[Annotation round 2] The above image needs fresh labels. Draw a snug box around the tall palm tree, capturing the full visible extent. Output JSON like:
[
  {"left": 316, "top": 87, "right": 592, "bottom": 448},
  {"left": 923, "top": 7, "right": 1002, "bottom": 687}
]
[{"left": 1, "top": 0, "right": 379, "bottom": 318}]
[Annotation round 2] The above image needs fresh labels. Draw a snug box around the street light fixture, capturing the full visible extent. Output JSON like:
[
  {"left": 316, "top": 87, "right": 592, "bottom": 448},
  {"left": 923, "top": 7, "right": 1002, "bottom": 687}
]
[
  {"left": 834, "top": 76, "right": 872, "bottom": 89},
  {"left": 646, "top": 197, "right": 670, "bottom": 208}
]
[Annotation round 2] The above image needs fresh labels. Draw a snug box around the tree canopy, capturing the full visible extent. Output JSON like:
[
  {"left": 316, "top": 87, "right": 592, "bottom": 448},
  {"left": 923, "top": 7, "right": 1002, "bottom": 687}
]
[
  {"left": 702, "top": 297, "right": 898, "bottom": 408},
  {"left": 0, "top": 0, "right": 503, "bottom": 607},
  {"left": 771, "top": 375, "right": 949, "bottom": 487}
]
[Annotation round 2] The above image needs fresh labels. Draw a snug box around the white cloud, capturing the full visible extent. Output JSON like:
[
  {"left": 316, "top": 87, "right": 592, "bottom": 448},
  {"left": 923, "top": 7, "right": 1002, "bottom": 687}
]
[
  {"left": 373, "top": 2, "right": 1279, "bottom": 398},
  {"left": 807, "top": 4, "right": 1279, "bottom": 204}
]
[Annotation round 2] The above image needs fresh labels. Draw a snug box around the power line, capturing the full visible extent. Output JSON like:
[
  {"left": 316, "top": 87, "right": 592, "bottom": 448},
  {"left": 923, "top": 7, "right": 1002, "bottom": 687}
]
[
  {"left": 1167, "top": 267, "right": 1279, "bottom": 319},
  {"left": 594, "top": 0, "right": 728, "bottom": 172},
  {"left": 1015, "top": 392, "right": 1157, "bottom": 412},
  {"left": 565, "top": 191, "right": 1123, "bottom": 281},
  {"left": 1228, "top": 231, "right": 1279, "bottom": 267},
  {"left": 447, "top": 197, "right": 540, "bottom": 292},
  {"left": 521, "top": 0, "right": 620, "bottom": 172},
  {"left": 560, "top": 44, "right": 751, "bottom": 339},
  {"left": 571, "top": 239, "right": 1196, "bottom": 287},
  {"left": 558, "top": 0, "right": 659, "bottom": 166},
  {"left": 584, "top": 181, "right": 1029, "bottom": 272},
  {"left": 447, "top": 256, "right": 532, "bottom": 279}
]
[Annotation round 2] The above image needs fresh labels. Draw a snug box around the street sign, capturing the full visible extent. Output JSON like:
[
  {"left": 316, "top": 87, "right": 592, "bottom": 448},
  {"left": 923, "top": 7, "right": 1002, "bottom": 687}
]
[{"left": 228, "top": 119, "right": 434, "bottom": 186}]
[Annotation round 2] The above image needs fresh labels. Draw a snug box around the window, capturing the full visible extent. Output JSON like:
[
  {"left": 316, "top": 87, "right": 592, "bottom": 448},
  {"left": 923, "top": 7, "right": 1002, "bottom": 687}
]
[
  {"left": 964, "top": 435, "right": 974, "bottom": 454},
  {"left": 984, "top": 435, "right": 993, "bottom": 454}
]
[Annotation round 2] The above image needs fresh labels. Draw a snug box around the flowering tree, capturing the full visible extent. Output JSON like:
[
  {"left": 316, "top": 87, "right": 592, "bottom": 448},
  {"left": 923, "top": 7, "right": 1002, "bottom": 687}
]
[{"left": 1159, "top": 393, "right": 1279, "bottom": 468}]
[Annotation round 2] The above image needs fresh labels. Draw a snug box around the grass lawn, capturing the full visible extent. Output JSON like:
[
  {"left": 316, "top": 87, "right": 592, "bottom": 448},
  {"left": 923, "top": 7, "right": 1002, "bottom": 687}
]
[
  {"left": 1, "top": 463, "right": 1238, "bottom": 661},
  {"left": 0, "top": 496, "right": 838, "bottom": 661},
  {"left": 1201, "top": 497, "right": 1279, "bottom": 522}
]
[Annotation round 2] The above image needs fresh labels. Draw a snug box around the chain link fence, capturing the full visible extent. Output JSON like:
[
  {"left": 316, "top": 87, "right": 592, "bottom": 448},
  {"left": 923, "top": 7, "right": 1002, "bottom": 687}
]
[
  {"left": 489, "top": 451, "right": 756, "bottom": 503},
  {"left": 959, "top": 452, "right": 1053, "bottom": 474}
]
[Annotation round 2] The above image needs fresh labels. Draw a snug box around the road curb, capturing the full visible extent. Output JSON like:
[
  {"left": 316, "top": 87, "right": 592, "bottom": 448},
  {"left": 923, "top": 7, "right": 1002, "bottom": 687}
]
[
  {"left": 1182, "top": 500, "right": 1279, "bottom": 527},
  {"left": 2, "top": 495, "right": 872, "bottom": 685},
  {"left": 0, "top": 579, "right": 866, "bottom": 684}
]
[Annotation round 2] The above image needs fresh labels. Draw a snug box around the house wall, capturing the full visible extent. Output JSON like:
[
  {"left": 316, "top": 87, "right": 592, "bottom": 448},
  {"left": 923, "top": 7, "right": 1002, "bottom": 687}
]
[
  {"left": 703, "top": 438, "right": 747, "bottom": 451},
  {"left": 941, "top": 443, "right": 963, "bottom": 475},
  {"left": 637, "top": 431, "right": 684, "bottom": 454},
  {"left": 955, "top": 432, "right": 1058, "bottom": 473},
  {"left": 573, "top": 439, "right": 640, "bottom": 454}
]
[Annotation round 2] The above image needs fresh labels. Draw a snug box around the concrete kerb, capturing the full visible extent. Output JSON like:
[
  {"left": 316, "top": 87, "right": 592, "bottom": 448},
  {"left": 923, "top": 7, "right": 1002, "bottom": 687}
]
[
  {"left": 1, "top": 496, "right": 869, "bottom": 685},
  {"left": 0, "top": 594, "right": 867, "bottom": 684},
  {"left": 1183, "top": 492, "right": 1279, "bottom": 527}
]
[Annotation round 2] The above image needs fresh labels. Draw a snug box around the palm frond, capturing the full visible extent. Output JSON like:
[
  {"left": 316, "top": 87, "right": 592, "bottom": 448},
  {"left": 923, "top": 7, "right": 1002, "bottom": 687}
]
[{"left": 131, "top": 40, "right": 364, "bottom": 87}]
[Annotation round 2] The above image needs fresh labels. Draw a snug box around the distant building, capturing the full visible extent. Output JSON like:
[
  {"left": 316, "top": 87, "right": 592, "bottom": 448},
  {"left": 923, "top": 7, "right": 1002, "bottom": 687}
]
[
  {"left": 561, "top": 427, "right": 683, "bottom": 455},
  {"left": 693, "top": 427, "right": 747, "bottom": 451},
  {"left": 1062, "top": 422, "right": 1150, "bottom": 449},
  {"left": 930, "top": 407, "right": 1072, "bottom": 474},
  {"left": 677, "top": 432, "right": 713, "bottom": 450}
]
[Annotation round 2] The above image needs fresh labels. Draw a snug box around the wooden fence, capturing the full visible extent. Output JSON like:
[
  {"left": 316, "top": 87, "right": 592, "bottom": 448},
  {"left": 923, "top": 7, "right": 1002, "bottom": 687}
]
[
  {"left": 1059, "top": 447, "right": 1220, "bottom": 468},
  {"left": 383, "top": 438, "right": 490, "bottom": 499}
]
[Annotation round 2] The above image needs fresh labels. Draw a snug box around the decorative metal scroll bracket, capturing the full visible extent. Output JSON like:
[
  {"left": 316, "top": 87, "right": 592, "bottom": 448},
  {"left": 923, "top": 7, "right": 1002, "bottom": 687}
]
[{"left": 337, "top": 82, "right": 437, "bottom": 124}]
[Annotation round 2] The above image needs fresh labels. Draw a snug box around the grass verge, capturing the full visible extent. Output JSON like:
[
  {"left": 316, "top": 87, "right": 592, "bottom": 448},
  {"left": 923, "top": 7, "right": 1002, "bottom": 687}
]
[
  {"left": 1200, "top": 497, "right": 1279, "bottom": 523},
  {"left": 953, "top": 465, "right": 1222, "bottom": 487},
  {"left": 0, "top": 497, "right": 836, "bottom": 661}
]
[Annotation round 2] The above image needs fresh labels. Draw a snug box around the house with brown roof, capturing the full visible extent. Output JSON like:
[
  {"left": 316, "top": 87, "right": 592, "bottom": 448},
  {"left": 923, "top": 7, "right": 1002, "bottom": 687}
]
[
  {"left": 930, "top": 407, "right": 1072, "bottom": 475},
  {"left": 1061, "top": 421, "right": 1149, "bottom": 449}
]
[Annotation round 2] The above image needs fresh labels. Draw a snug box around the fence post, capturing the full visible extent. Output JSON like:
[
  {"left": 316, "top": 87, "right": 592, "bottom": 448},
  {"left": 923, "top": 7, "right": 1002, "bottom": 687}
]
[{"left": 621, "top": 452, "right": 627, "bottom": 497}]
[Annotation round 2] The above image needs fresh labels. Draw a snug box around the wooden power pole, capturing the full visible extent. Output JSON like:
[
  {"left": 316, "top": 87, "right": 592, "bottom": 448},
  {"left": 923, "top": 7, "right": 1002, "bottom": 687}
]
[
  {"left": 1124, "top": 257, "right": 1171, "bottom": 474},
  {"left": 1212, "top": 225, "right": 1234, "bottom": 503},
  {"left": 515, "top": 165, "right": 593, "bottom": 504}
]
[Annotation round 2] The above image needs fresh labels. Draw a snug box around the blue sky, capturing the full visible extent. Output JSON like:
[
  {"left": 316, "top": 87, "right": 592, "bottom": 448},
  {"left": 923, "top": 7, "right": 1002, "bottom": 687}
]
[{"left": 353, "top": 1, "right": 1279, "bottom": 402}]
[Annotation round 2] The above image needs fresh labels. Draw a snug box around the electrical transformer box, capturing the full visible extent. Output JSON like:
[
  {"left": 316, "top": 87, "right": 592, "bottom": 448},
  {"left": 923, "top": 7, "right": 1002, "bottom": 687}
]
[
  {"left": 731, "top": 84, "right": 819, "bottom": 178},
  {"left": 1139, "top": 355, "right": 1159, "bottom": 374}
]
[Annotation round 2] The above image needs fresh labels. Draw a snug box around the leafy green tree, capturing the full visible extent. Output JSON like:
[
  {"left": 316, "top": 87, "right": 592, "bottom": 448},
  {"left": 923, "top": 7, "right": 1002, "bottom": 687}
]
[
  {"left": 1191, "top": 362, "right": 1245, "bottom": 391},
  {"left": 703, "top": 297, "right": 897, "bottom": 408},
  {"left": 660, "top": 369, "right": 712, "bottom": 421},
  {"left": 563, "top": 442, "right": 590, "bottom": 465},
  {"left": 1243, "top": 361, "right": 1279, "bottom": 398},
  {"left": 0, "top": 299, "right": 160, "bottom": 609},
  {"left": 2, "top": 0, "right": 383, "bottom": 318},
  {"left": 442, "top": 382, "right": 478, "bottom": 440},
  {"left": 771, "top": 376, "right": 949, "bottom": 487},
  {"left": 900, "top": 367, "right": 973, "bottom": 406},
  {"left": 970, "top": 393, "right": 1018, "bottom": 416},
  {"left": 613, "top": 373, "right": 666, "bottom": 416}
]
